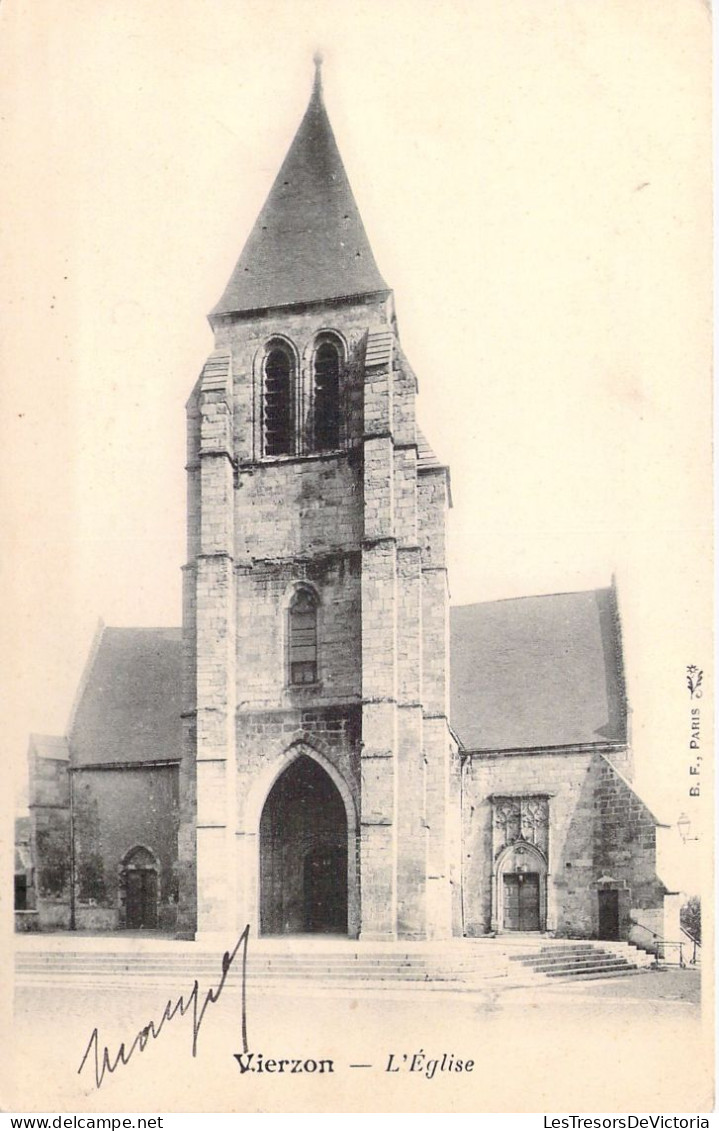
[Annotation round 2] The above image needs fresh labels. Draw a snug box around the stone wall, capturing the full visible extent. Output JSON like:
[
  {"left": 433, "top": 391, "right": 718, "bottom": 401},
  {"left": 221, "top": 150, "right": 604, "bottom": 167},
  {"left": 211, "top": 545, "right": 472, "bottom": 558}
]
[
  {"left": 236, "top": 708, "right": 361, "bottom": 806},
  {"left": 236, "top": 553, "right": 361, "bottom": 707},
  {"left": 28, "top": 753, "right": 71, "bottom": 930},
  {"left": 594, "top": 754, "right": 666, "bottom": 936},
  {"left": 463, "top": 749, "right": 599, "bottom": 937},
  {"left": 462, "top": 747, "right": 665, "bottom": 940},
  {"left": 73, "top": 765, "right": 180, "bottom": 931},
  {"left": 235, "top": 456, "right": 362, "bottom": 562}
]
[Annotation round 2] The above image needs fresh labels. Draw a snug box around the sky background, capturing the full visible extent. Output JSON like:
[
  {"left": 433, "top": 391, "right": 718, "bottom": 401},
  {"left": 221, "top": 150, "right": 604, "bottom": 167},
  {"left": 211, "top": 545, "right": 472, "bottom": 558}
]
[{"left": 2, "top": 1, "right": 711, "bottom": 890}]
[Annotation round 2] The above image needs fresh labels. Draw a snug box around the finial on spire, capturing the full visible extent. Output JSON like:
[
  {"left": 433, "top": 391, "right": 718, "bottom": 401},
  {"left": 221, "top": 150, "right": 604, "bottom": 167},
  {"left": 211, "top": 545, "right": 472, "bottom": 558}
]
[{"left": 313, "top": 51, "right": 324, "bottom": 94}]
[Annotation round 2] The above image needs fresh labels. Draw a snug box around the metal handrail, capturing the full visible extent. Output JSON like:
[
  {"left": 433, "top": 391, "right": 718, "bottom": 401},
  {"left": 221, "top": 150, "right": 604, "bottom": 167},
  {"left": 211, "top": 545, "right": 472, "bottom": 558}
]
[
  {"left": 653, "top": 939, "right": 685, "bottom": 967},
  {"left": 628, "top": 916, "right": 702, "bottom": 968},
  {"left": 629, "top": 919, "right": 696, "bottom": 968},
  {"left": 680, "top": 927, "right": 701, "bottom": 965},
  {"left": 628, "top": 919, "right": 661, "bottom": 956}
]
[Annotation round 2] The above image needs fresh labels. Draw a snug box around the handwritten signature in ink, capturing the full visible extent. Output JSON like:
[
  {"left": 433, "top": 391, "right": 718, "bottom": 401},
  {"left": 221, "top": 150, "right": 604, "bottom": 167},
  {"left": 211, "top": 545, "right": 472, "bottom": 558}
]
[{"left": 77, "top": 925, "right": 249, "bottom": 1089}]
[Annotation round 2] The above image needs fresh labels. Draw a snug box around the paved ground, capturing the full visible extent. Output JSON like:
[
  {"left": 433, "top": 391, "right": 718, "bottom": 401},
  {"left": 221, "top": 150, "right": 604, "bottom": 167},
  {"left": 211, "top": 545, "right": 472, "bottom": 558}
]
[
  {"left": 9, "top": 967, "right": 711, "bottom": 1114},
  {"left": 508, "top": 967, "right": 702, "bottom": 1004}
]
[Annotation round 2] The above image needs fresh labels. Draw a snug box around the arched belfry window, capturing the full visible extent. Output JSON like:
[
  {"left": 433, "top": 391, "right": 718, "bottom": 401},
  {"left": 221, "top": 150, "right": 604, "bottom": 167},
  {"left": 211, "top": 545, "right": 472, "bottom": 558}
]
[
  {"left": 289, "top": 588, "right": 318, "bottom": 685},
  {"left": 263, "top": 344, "right": 293, "bottom": 456},
  {"left": 313, "top": 339, "right": 341, "bottom": 451}
]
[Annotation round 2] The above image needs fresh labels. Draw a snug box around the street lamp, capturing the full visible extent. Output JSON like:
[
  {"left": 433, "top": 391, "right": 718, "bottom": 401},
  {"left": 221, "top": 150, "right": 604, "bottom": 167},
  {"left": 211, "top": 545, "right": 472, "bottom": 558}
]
[{"left": 677, "top": 812, "right": 699, "bottom": 843}]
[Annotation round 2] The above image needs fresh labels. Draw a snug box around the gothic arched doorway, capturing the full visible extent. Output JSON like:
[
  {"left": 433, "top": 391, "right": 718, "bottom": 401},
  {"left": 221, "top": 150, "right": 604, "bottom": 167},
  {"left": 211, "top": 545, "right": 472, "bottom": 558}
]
[
  {"left": 493, "top": 841, "right": 548, "bottom": 933},
  {"left": 259, "top": 755, "right": 348, "bottom": 935},
  {"left": 120, "top": 845, "right": 159, "bottom": 930}
]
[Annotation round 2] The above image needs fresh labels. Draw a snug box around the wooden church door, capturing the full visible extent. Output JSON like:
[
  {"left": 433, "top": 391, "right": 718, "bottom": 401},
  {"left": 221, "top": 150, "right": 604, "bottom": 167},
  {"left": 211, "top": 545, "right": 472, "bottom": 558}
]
[
  {"left": 303, "top": 846, "right": 347, "bottom": 933},
  {"left": 503, "top": 872, "right": 540, "bottom": 931},
  {"left": 598, "top": 889, "right": 620, "bottom": 940},
  {"left": 126, "top": 868, "right": 158, "bottom": 929}
]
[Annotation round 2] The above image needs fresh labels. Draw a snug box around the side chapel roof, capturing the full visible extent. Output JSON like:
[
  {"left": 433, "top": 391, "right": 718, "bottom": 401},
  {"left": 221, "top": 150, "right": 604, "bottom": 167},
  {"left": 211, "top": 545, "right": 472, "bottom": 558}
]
[
  {"left": 450, "top": 588, "right": 627, "bottom": 752},
  {"left": 51, "top": 588, "right": 626, "bottom": 766},
  {"left": 69, "top": 627, "right": 182, "bottom": 765}
]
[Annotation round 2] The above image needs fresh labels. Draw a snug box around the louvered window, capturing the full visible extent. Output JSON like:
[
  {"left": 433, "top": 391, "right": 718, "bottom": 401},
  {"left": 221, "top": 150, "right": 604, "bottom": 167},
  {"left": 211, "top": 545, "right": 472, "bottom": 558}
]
[
  {"left": 313, "top": 341, "right": 340, "bottom": 451},
  {"left": 289, "top": 589, "right": 318, "bottom": 685},
  {"left": 263, "top": 346, "right": 293, "bottom": 456}
]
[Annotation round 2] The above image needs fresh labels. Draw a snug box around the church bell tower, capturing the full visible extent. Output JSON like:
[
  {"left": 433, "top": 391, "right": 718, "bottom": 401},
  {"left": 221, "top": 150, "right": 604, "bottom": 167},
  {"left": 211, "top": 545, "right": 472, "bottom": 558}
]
[{"left": 178, "top": 59, "right": 457, "bottom": 942}]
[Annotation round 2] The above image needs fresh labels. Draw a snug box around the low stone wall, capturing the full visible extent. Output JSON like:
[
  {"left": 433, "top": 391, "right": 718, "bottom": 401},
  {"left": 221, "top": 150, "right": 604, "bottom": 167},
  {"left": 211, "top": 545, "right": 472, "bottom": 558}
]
[
  {"left": 75, "top": 905, "right": 118, "bottom": 931},
  {"left": 37, "top": 900, "right": 71, "bottom": 930},
  {"left": 14, "top": 910, "right": 40, "bottom": 933}
]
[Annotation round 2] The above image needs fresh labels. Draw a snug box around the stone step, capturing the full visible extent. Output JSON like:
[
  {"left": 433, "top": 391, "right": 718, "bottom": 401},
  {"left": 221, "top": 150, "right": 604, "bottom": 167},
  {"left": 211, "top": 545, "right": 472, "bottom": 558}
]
[
  {"left": 15, "top": 955, "right": 463, "bottom": 965},
  {"left": 15, "top": 952, "right": 483, "bottom": 965},
  {"left": 544, "top": 961, "right": 638, "bottom": 977},
  {"left": 17, "top": 977, "right": 503, "bottom": 994},
  {"left": 533, "top": 962, "right": 639, "bottom": 979},
  {"left": 15, "top": 956, "right": 507, "bottom": 972},
  {"left": 15, "top": 966, "right": 498, "bottom": 981},
  {"left": 517, "top": 952, "right": 617, "bottom": 969},
  {"left": 508, "top": 940, "right": 645, "bottom": 982},
  {"left": 548, "top": 967, "right": 642, "bottom": 981},
  {"left": 15, "top": 973, "right": 508, "bottom": 989},
  {"left": 524, "top": 954, "right": 635, "bottom": 969},
  {"left": 518, "top": 952, "right": 616, "bottom": 964},
  {"left": 534, "top": 943, "right": 598, "bottom": 953},
  {"left": 17, "top": 967, "right": 488, "bottom": 981},
  {"left": 13, "top": 940, "right": 649, "bottom": 989},
  {"left": 509, "top": 946, "right": 599, "bottom": 962},
  {"left": 14, "top": 954, "right": 508, "bottom": 980}
]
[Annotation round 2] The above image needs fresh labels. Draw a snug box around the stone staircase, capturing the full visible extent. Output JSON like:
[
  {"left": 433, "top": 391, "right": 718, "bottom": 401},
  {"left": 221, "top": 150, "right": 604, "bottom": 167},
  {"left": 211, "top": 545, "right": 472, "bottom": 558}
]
[
  {"left": 15, "top": 937, "right": 653, "bottom": 992},
  {"left": 508, "top": 941, "right": 652, "bottom": 982},
  {"left": 15, "top": 945, "right": 508, "bottom": 993}
]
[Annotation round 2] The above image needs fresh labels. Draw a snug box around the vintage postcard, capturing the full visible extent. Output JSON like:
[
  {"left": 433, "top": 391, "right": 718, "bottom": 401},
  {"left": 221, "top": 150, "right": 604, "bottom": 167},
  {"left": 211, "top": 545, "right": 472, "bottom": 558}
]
[{"left": 2, "top": 0, "right": 713, "bottom": 1116}]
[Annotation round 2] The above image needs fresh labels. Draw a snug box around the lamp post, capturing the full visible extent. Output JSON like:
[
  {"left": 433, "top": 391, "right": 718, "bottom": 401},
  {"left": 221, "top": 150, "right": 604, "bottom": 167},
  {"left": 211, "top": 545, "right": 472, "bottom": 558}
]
[{"left": 677, "top": 812, "right": 699, "bottom": 843}]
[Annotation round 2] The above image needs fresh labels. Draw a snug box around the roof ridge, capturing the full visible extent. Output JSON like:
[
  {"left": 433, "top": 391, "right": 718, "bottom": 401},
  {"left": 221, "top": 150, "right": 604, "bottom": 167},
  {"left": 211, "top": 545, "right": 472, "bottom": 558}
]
[
  {"left": 102, "top": 625, "right": 182, "bottom": 631},
  {"left": 451, "top": 586, "right": 613, "bottom": 610}
]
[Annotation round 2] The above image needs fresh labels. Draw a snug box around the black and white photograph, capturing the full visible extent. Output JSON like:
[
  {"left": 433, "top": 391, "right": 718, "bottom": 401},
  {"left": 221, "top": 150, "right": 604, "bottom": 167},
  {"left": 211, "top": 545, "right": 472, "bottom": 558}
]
[{"left": 3, "top": 0, "right": 712, "bottom": 1116}]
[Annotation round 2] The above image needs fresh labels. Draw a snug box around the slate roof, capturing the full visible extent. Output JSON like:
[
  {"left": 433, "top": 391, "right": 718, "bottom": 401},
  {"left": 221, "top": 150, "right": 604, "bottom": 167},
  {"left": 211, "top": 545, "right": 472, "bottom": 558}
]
[
  {"left": 42, "top": 590, "right": 624, "bottom": 767},
  {"left": 70, "top": 627, "right": 182, "bottom": 765},
  {"left": 450, "top": 588, "right": 627, "bottom": 752},
  {"left": 212, "top": 70, "right": 387, "bottom": 318},
  {"left": 28, "top": 734, "right": 69, "bottom": 760}
]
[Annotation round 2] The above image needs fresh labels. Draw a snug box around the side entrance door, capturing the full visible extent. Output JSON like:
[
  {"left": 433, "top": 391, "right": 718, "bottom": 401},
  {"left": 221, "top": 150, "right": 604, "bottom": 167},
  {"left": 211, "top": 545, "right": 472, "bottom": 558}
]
[
  {"left": 598, "top": 889, "right": 620, "bottom": 940},
  {"left": 126, "top": 868, "right": 158, "bottom": 929}
]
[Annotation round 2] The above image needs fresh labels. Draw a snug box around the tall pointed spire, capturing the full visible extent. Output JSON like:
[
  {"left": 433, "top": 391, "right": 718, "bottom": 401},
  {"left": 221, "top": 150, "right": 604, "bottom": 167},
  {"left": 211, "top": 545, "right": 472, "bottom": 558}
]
[
  {"left": 312, "top": 50, "right": 323, "bottom": 96},
  {"left": 211, "top": 61, "right": 388, "bottom": 319}
]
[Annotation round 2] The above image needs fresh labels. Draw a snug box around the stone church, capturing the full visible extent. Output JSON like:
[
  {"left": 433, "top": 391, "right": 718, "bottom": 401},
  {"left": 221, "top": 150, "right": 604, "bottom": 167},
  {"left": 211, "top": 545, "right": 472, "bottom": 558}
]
[{"left": 20, "top": 63, "right": 670, "bottom": 946}]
